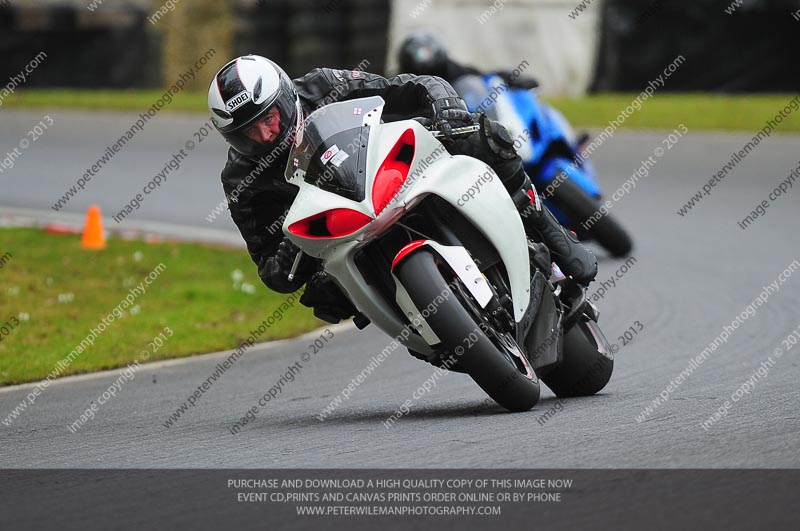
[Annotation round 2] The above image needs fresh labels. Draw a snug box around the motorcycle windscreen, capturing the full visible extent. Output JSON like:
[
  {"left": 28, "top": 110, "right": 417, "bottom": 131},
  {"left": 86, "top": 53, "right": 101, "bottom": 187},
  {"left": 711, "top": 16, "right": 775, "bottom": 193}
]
[{"left": 286, "top": 97, "right": 383, "bottom": 202}]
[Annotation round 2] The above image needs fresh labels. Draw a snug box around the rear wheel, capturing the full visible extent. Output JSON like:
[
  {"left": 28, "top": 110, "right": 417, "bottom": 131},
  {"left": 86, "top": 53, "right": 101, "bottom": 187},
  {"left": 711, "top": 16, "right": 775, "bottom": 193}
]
[
  {"left": 395, "top": 250, "right": 540, "bottom": 412},
  {"left": 540, "top": 319, "right": 614, "bottom": 397},
  {"left": 547, "top": 178, "right": 633, "bottom": 257}
]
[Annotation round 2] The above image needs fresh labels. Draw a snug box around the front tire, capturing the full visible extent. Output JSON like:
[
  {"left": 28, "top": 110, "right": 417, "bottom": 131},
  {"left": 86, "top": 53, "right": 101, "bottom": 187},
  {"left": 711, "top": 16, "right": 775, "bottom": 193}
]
[{"left": 395, "top": 250, "right": 540, "bottom": 412}]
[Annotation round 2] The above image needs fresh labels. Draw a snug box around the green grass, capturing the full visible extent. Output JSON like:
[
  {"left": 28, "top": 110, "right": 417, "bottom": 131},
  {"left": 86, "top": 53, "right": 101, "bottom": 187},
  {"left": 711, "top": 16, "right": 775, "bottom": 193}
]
[
  {"left": 1, "top": 89, "right": 208, "bottom": 113},
  {"left": 0, "top": 228, "right": 321, "bottom": 385},
  {"left": 2, "top": 89, "right": 799, "bottom": 133},
  {"left": 544, "top": 93, "right": 800, "bottom": 133}
]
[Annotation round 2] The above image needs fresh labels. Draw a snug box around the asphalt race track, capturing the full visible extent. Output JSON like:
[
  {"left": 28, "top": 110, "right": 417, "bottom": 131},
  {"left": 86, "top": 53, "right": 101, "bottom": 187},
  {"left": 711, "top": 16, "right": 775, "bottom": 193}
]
[{"left": 1, "top": 109, "right": 798, "bottom": 468}]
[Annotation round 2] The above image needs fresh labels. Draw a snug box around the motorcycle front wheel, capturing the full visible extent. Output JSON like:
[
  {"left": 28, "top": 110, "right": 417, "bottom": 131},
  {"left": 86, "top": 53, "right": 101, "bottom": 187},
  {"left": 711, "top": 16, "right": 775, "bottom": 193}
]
[{"left": 394, "top": 249, "right": 540, "bottom": 412}]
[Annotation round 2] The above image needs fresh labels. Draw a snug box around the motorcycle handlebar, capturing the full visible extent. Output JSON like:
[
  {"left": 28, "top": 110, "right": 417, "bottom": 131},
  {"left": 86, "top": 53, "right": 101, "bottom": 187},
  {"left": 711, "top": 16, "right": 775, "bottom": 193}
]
[
  {"left": 410, "top": 118, "right": 480, "bottom": 139},
  {"left": 430, "top": 124, "right": 481, "bottom": 138}
]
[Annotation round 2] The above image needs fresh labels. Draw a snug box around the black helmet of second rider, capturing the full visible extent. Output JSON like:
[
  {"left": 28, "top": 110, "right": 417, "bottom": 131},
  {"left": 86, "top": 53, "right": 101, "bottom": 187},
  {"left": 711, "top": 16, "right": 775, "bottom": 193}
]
[
  {"left": 207, "top": 55, "right": 300, "bottom": 159},
  {"left": 398, "top": 31, "right": 449, "bottom": 78}
]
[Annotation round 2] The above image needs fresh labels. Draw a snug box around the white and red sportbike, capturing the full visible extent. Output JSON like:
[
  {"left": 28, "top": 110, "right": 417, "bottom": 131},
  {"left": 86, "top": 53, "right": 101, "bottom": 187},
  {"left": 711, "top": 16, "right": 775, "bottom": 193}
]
[{"left": 284, "top": 96, "right": 613, "bottom": 412}]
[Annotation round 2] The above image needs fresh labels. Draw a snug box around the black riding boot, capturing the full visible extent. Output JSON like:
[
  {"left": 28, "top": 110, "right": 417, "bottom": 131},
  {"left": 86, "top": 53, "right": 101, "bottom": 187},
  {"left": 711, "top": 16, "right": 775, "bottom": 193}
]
[
  {"left": 512, "top": 176, "right": 598, "bottom": 286},
  {"left": 448, "top": 115, "right": 597, "bottom": 285}
]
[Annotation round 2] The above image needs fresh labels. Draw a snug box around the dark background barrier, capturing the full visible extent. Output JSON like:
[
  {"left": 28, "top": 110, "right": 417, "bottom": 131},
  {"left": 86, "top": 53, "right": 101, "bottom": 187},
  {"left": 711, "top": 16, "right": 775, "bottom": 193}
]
[
  {"left": 236, "top": 0, "right": 391, "bottom": 76},
  {"left": 1, "top": 0, "right": 798, "bottom": 92},
  {"left": 0, "top": 0, "right": 391, "bottom": 88},
  {"left": 592, "top": 0, "right": 800, "bottom": 92},
  {"left": 0, "top": 4, "right": 161, "bottom": 88}
]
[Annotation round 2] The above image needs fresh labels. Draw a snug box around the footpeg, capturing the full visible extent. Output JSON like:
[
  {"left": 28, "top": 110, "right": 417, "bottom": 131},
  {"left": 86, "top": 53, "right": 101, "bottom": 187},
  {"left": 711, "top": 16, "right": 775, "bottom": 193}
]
[
  {"left": 560, "top": 280, "right": 593, "bottom": 331},
  {"left": 527, "top": 240, "right": 551, "bottom": 273},
  {"left": 354, "top": 312, "right": 371, "bottom": 329},
  {"left": 585, "top": 300, "right": 600, "bottom": 322}
]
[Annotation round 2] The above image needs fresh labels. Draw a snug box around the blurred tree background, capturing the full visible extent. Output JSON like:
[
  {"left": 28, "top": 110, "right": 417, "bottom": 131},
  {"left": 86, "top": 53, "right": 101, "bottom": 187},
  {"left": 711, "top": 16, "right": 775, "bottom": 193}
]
[{"left": 154, "top": 0, "right": 234, "bottom": 90}]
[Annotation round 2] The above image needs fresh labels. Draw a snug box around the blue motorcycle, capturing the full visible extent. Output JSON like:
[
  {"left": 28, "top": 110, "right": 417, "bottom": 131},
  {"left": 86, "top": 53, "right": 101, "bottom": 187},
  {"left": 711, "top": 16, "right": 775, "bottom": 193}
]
[{"left": 453, "top": 74, "right": 633, "bottom": 257}]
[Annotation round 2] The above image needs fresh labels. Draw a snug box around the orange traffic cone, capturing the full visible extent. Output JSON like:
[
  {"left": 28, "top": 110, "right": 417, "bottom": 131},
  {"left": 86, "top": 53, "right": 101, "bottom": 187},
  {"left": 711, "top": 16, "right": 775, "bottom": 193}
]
[{"left": 81, "top": 205, "right": 106, "bottom": 250}]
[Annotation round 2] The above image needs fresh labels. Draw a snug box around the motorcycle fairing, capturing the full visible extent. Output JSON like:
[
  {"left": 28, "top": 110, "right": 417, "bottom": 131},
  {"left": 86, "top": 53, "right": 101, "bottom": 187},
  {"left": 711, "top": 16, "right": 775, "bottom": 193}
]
[{"left": 283, "top": 97, "right": 531, "bottom": 356}]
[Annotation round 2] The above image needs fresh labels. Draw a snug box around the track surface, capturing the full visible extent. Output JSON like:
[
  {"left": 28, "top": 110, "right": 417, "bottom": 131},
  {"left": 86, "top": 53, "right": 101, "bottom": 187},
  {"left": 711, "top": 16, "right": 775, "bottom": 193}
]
[{"left": 1, "top": 109, "right": 799, "bottom": 468}]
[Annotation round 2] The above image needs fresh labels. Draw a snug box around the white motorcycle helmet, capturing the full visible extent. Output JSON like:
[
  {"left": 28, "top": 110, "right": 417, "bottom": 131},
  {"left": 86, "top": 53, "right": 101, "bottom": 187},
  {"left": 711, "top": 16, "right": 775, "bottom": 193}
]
[{"left": 208, "top": 55, "right": 301, "bottom": 159}]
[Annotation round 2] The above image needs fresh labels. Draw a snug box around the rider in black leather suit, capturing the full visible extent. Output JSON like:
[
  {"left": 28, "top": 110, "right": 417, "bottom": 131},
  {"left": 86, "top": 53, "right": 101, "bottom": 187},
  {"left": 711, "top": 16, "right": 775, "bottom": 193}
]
[{"left": 207, "top": 55, "right": 597, "bottom": 324}]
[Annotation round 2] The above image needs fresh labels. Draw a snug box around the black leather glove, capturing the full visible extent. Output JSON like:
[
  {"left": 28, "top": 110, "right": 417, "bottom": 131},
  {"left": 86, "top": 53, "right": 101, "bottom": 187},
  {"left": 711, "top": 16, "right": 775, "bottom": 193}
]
[
  {"left": 478, "top": 113, "right": 516, "bottom": 160},
  {"left": 432, "top": 97, "right": 474, "bottom": 141},
  {"left": 259, "top": 238, "right": 315, "bottom": 293}
]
